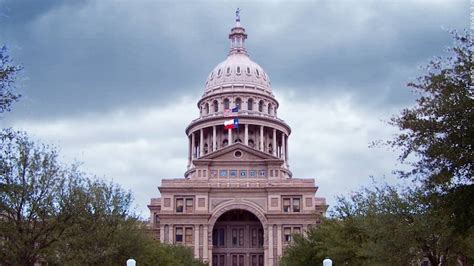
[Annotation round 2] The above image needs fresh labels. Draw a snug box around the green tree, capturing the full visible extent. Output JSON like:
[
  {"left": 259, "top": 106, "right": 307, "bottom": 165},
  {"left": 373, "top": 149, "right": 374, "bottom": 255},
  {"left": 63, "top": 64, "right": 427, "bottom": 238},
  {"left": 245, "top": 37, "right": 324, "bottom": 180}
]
[
  {"left": 388, "top": 32, "right": 473, "bottom": 188},
  {"left": 280, "top": 185, "right": 474, "bottom": 266},
  {"left": 0, "top": 129, "right": 205, "bottom": 265},
  {"left": 0, "top": 46, "right": 22, "bottom": 114}
]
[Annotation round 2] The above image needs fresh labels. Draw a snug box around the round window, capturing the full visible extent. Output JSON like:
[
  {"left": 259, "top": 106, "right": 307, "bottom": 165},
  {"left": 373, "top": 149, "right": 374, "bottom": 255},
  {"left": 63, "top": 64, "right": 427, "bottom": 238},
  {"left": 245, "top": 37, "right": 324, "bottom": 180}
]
[{"left": 234, "top": 150, "right": 242, "bottom": 158}]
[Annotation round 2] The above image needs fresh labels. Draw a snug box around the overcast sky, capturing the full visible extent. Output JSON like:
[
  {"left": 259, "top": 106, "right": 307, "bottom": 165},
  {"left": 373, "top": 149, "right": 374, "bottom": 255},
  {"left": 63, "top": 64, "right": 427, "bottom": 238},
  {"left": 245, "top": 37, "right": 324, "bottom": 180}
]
[{"left": 1, "top": 0, "right": 468, "bottom": 217}]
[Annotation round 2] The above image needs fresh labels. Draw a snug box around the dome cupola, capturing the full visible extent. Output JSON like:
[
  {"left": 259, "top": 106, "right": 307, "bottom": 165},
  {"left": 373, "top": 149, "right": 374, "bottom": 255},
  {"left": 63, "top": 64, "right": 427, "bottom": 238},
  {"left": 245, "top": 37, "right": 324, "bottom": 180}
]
[{"left": 204, "top": 11, "right": 272, "bottom": 96}]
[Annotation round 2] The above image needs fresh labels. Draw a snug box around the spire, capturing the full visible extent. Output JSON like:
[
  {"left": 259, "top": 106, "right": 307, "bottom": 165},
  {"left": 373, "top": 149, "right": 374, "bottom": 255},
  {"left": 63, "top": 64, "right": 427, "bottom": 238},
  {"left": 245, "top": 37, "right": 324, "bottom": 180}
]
[{"left": 228, "top": 8, "right": 248, "bottom": 55}]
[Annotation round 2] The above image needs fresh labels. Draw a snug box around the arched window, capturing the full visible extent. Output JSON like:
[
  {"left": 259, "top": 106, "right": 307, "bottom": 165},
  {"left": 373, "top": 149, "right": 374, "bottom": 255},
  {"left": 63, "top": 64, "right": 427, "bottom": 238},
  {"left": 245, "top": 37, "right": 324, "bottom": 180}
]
[
  {"left": 223, "top": 139, "right": 229, "bottom": 147},
  {"left": 218, "top": 69, "right": 221, "bottom": 76},
  {"left": 247, "top": 98, "right": 253, "bottom": 111},
  {"left": 213, "top": 100, "right": 218, "bottom": 113},
  {"left": 258, "top": 100, "right": 264, "bottom": 112},
  {"left": 224, "top": 98, "right": 230, "bottom": 110},
  {"left": 235, "top": 98, "right": 242, "bottom": 110},
  {"left": 226, "top": 67, "right": 230, "bottom": 74},
  {"left": 205, "top": 103, "right": 209, "bottom": 115},
  {"left": 247, "top": 67, "right": 251, "bottom": 74},
  {"left": 256, "top": 69, "right": 260, "bottom": 76},
  {"left": 210, "top": 72, "right": 214, "bottom": 79},
  {"left": 248, "top": 139, "right": 255, "bottom": 148},
  {"left": 237, "top": 66, "right": 241, "bottom": 74},
  {"left": 268, "top": 103, "right": 272, "bottom": 115}
]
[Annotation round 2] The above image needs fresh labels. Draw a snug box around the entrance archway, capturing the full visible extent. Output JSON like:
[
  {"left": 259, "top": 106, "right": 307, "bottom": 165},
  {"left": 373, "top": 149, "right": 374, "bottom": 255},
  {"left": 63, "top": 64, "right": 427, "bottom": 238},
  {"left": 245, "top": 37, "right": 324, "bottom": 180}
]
[{"left": 211, "top": 209, "right": 264, "bottom": 266}]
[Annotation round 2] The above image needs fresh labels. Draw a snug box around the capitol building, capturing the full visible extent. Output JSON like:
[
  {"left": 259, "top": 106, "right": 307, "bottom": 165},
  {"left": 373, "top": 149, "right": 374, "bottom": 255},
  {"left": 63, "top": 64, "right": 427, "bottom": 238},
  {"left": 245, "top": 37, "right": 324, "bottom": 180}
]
[{"left": 148, "top": 13, "right": 327, "bottom": 266}]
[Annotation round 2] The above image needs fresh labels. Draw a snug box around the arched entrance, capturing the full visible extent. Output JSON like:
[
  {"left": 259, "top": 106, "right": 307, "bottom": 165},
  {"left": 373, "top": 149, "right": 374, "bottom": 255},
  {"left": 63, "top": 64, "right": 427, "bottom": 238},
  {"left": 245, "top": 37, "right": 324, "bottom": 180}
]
[{"left": 211, "top": 209, "right": 265, "bottom": 266}]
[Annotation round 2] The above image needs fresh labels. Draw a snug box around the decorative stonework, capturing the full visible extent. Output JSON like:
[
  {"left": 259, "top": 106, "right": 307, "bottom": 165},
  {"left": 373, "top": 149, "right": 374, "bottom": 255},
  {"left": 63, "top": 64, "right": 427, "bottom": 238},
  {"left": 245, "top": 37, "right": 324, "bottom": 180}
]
[
  {"left": 271, "top": 197, "right": 279, "bottom": 207},
  {"left": 163, "top": 198, "right": 171, "bottom": 207}
]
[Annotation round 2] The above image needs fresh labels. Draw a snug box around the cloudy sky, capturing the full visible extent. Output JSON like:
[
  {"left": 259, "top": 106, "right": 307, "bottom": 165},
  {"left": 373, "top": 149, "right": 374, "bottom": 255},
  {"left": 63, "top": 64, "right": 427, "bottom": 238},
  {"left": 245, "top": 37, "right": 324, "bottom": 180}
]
[{"left": 1, "top": 0, "right": 468, "bottom": 217}]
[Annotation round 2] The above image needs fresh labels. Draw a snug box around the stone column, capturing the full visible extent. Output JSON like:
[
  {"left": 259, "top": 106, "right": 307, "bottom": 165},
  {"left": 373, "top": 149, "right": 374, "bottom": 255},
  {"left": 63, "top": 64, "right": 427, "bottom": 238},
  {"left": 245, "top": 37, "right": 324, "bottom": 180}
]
[
  {"left": 199, "top": 128, "right": 204, "bottom": 157},
  {"left": 213, "top": 126, "right": 217, "bottom": 151},
  {"left": 187, "top": 136, "right": 191, "bottom": 168},
  {"left": 272, "top": 129, "right": 277, "bottom": 156},
  {"left": 244, "top": 124, "right": 249, "bottom": 146},
  {"left": 268, "top": 225, "right": 274, "bottom": 265},
  {"left": 260, "top": 125, "right": 264, "bottom": 152},
  {"left": 160, "top": 224, "right": 165, "bottom": 242},
  {"left": 285, "top": 134, "right": 289, "bottom": 166},
  {"left": 281, "top": 134, "right": 285, "bottom": 164},
  {"left": 194, "top": 226, "right": 199, "bottom": 259},
  {"left": 277, "top": 225, "right": 282, "bottom": 257},
  {"left": 191, "top": 132, "right": 195, "bottom": 160},
  {"left": 203, "top": 225, "right": 209, "bottom": 261},
  {"left": 169, "top": 225, "right": 174, "bottom": 244},
  {"left": 228, "top": 128, "right": 232, "bottom": 145}
]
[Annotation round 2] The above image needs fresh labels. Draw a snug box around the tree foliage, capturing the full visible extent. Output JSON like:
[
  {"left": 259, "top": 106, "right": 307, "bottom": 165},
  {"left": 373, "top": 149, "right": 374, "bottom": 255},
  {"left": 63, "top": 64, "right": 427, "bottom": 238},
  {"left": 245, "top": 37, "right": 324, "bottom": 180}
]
[
  {"left": 0, "top": 129, "right": 204, "bottom": 265},
  {"left": 280, "top": 185, "right": 474, "bottom": 266},
  {"left": 388, "top": 32, "right": 473, "bottom": 188},
  {"left": 0, "top": 46, "right": 22, "bottom": 114}
]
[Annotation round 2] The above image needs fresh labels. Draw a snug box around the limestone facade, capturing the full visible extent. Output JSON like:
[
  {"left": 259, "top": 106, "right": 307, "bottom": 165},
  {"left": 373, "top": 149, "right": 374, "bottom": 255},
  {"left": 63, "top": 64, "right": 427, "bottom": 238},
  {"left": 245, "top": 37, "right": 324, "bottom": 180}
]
[{"left": 148, "top": 16, "right": 327, "bottom": 266}]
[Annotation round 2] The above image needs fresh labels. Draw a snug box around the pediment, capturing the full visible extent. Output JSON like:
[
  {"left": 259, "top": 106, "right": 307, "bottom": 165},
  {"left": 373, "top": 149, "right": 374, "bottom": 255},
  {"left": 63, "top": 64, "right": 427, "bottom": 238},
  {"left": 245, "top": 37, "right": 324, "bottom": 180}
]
[{"left": 196, "top": 143, "right": 280, "bottom": 162}]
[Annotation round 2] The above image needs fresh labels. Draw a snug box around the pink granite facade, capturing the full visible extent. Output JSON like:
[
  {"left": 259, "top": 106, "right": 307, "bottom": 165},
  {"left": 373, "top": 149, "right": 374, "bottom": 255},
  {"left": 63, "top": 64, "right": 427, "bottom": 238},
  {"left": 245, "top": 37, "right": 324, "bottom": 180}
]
[{"left": 148, "top": 15, "right": 327, "bottom": 266}]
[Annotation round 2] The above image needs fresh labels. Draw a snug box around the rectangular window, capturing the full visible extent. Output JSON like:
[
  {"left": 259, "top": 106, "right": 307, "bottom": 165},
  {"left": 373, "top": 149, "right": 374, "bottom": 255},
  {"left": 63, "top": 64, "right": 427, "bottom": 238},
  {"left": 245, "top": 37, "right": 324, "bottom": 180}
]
[
  {"left": 175, "top": 227, "right": 183, "bottom": 243},
  {"left": 218, "top": 228, "right": 225, "bottom": 246},
  {"left": 186, "top": 198, "right": 194, "bottom": 212},
  {"left": 239, "top": 255, "right": 244, "bottom": 266},
  {"left": 219, "top": 170, "right": 228, "bottom": 177},
  {"left": 251, "top": 228, "right": 257, "bottom": 247},
  {"left": 230, "top": 170, "right": 237, "bottom": 177},
  {"left": 176, "top": 198, "right": 184, "bottom": 213},
  {"left": 258, "top": 229, "right": 264, "bottom": 247},
  {"left": 185, "top": 227, "right": 193, "bottom": 244},
  {"left": 232, "top": 229, "right": 238, "bottom": 246},
  {"left": 283, "top": 227, "right": 291, "bottom": 242},
  {"left": 249, "top": 170, "right": 256, "bottom": 177},
  {"left": 293, "top": 198, "right": 301, "bottom": 212},
  {"left": 239, "top": 229, "right": 244, "bottom": 246},
  {"left": 283, "top": 198, "right": 291, "bottom": 212},
  {"left": 251, "top": 255, "right": 258, "bottom": 266},
  {"left": 293, "top": 227, "right": 301, "bottom": 235},
  {"left": 232, "top": 255, "right": 237, "bottom": 266},
  {"left": 259, "top": 170, "right": 266, "bottom": 177}
]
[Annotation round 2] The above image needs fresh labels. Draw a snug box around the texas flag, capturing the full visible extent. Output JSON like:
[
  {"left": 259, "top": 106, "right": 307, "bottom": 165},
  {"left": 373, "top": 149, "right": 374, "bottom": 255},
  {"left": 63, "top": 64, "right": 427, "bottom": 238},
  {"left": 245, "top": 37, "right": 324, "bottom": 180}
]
[{"left": 224, "top": 118, "right": 239, "bottom": 129}]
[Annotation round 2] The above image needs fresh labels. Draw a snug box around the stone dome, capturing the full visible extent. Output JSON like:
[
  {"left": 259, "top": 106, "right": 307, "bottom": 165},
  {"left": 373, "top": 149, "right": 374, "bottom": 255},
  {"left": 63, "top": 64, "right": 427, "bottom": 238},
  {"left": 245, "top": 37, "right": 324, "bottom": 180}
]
[
  {"left": 205, "top": 53, "right": 271, "bottom": 93},
  {"left": 204, "top": 21, "right": 272, "bottom": 94}
]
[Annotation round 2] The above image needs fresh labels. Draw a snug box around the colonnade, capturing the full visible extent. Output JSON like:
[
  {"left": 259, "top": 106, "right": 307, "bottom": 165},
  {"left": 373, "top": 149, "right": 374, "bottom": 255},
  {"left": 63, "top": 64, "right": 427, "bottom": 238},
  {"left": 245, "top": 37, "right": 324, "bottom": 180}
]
[{"left": 187, "top": 123, "right": 288, "bottom": 167}]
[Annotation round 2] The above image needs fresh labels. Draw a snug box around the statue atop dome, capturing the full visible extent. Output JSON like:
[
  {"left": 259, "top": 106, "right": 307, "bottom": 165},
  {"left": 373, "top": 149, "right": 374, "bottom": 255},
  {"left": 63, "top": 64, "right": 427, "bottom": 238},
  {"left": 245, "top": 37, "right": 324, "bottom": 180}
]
[{"left": 235, "top": 8, "right": 241, "bottom": 22}]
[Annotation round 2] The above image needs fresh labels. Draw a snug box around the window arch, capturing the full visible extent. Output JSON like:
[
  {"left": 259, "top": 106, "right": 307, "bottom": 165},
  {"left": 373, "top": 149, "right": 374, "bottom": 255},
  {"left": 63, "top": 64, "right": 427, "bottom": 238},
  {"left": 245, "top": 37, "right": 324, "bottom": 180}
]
[
  {"left": 268, "top": 103, "right": 272, "bottom": 115},
  {"left": 256, "top": 69, "right": 260, "bottom": 76},
  {"left": 226, "top": 67, "right": 231, "bottom": 74},
  {"left": 224, "top": 98, "right": 230, "bottom": 110},
  {"left": 247, "top": 98, "right": 253, "bottom": 111},
  {"left": 258, "top": 100, "right": 264, "bottom": 112},
  {"left": 205, "top": 103, "right": 210, "bottom": 115},
  {"left": 217, "top": 69, "right": 222, "bottom": 76},
  {"left": 222, "top": 139, "right": 229, "bottom": 147},
  {"left": 247, "top": 67, "right": 251, "bottom": 74},
  {"left": 237, "top": 66, "right": 241, "bottom": 74},
  {"left": 248, "top": 139, "right": 255, "bottom": 148},
  {"left": 235, "top": 98, "right": 242, "bottom": 110},
  {"left": 213, "top": 100, "right": 219, "bottom": 113}
]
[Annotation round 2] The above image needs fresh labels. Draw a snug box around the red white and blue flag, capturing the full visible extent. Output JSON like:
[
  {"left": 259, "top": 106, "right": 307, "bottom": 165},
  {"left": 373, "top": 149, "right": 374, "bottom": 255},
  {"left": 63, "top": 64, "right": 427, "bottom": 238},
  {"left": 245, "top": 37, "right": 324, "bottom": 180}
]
[
  {"left": 224, "top": 118, "right": 239, "bottom": 129},
  {"left": 224, "top": 106, "right": 239, "bottom": 117}
]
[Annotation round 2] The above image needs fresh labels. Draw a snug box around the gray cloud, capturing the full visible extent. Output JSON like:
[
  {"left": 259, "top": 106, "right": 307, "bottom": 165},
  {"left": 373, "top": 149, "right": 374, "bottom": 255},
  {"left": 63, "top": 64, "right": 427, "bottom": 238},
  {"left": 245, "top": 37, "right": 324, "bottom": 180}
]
[
  {"left": 0, "top": 0, "right": 467, "bottom": 215},
  {"left": 1, "top": 0, "right": 467, "bottom": 120}
]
